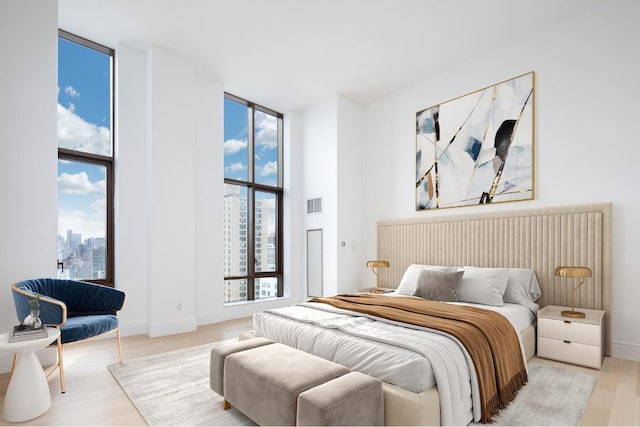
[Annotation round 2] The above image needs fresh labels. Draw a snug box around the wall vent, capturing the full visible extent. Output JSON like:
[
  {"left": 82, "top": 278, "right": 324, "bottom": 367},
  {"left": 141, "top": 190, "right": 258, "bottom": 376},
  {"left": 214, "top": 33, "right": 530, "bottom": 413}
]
[{"left": 307, "top": 198, "right": 322, "bottom": 214}]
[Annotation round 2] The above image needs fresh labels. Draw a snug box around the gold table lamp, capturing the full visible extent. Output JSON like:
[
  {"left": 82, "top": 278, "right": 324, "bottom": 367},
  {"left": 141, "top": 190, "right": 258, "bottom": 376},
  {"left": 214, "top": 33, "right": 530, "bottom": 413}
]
[
  {"left": 366, "top": 260, "right": 390, "bottom": 279},
  {"left": 555, "top": 266, "right": 592, "bottom": 318}
]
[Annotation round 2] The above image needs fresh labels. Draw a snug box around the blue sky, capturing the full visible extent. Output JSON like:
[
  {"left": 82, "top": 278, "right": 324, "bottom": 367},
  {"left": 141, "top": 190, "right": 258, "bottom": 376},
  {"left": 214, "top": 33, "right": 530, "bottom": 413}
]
[
  {"left": 224, "top": 98, "right": 279, "bottom": 189},
  {"left": 224, "top": 99, "right": 249, "bottom": 182},
  {"left": 58, "top": 38, "right": 111, "bottom": 129},
  {"left": 57, "top": 37, "right": 111, "bottom": 240}
]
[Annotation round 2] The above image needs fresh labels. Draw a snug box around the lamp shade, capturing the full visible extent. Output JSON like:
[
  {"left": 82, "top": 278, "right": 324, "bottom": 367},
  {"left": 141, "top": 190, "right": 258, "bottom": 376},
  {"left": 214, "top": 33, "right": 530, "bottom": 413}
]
[
  {"left": 555, "top": 266, "right": 591, "bottom": 318},
  {"left": 366, "top": 260, "right": 390, "bottom": 269},
  {"left": 555, "top": 266, "right": 592, "bottom": 278}
]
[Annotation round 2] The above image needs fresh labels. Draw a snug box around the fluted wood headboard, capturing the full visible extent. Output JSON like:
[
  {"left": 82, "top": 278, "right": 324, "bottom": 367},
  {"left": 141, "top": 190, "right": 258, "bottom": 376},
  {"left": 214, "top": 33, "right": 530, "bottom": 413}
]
[{"left": 377, "top": 203, "right": 612, "bottom": 355}]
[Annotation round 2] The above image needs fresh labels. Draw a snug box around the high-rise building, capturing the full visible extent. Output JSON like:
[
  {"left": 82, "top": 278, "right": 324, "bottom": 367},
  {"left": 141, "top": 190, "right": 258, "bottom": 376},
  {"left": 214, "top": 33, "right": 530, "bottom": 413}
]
[
  {"left": 224, "top": 186, "right": 247, "bottom": 302},
  {"left": 224, "top": 188, "right": 277, "bottom": 302}
]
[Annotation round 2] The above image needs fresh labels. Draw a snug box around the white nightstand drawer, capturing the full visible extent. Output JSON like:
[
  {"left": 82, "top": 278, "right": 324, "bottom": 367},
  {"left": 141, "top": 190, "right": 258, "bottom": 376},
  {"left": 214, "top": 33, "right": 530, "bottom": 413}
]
[
  {"left": 538, "top": 317, "right": 600, "bottom": 346},
  {"left": 538, "top": 337, "right": 601, "bottom": 368}
]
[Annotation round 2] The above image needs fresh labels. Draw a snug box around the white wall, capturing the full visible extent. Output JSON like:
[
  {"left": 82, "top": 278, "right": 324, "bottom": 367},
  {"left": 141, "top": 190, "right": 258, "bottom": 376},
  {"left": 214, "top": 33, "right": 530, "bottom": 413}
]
[
  {"left": 283, "top": 112, "right": 305, "bottom": 301},
  {"left": 361, "top": 0, "right": 640, "bottom": 360},
  {"left": 194, "top": 72, "right": 225, "bottom": 323},
  {"left": 301, "top": 95, "right": 366, "bottom": 296},
  {"left": 146, "top": 45, "right": 199, "bottom": 336},
  {"left": 115, "top": 43, "right": 148, "bottom": 336},
  {"left": 0, "top": 0, "right": 59, "bottom": 371},
  {"left": 303, "top": 98, "right": 338, "bottom": 296},
  {"left": 336, "top": 96, "right": 366, "bottom": 293}
]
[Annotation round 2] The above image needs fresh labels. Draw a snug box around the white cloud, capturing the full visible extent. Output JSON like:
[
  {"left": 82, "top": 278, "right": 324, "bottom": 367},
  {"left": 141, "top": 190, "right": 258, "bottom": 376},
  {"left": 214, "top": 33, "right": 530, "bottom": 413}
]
[
  {"left": 224, "top": 138, "right": 247, "bottom": 154},
  {"left": 58, "top": 171, "right": 105, "bottom": 195},
  {"left": 57, "top": 103, "right": 111, "bottom": 156},
  {"left": 58, "top": 209, "right": 105, "bottom": 239},
  {"left": 91, "top": 197, "right": 106, "bottom": 211},
  {"left": 64, "top": 85, "right": 80, "bottom": 98},
  {"left": 258, "top": 161, "right": 278, "bottom": 176},
  {"left": 225, "top": 162, "right": 246, "bottom": 173},
  {"left": 68, "top": 102, "right": 75, "bottom": 113},
  {"left": 255, "top": 111, "right": 278, "bottom": 150}
]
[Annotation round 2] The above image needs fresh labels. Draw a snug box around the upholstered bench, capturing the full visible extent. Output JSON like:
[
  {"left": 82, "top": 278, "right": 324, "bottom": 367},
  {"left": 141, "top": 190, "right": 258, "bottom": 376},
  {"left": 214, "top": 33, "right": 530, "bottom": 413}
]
[
  {"left": 209, "top": 337, "right": 274, "bottom": 396},
  {"left": 238, "top": 330, "right": 256, "bottom": 341},
  {"left": 297, "top": 371, "right": 383, "bottom": 426},
  {"left": 211, "top": 338, "right": 384, "bottom": 426},
  {"left": 223, "top": 343, "right": 350, "bottom": 425}
]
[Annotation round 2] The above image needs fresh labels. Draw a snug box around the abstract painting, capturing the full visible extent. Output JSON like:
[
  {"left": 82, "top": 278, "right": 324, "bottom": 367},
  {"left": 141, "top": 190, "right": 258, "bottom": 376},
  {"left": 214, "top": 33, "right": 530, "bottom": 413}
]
[{"left": 416, "top": 72, "right": 534, "bottom": 210}]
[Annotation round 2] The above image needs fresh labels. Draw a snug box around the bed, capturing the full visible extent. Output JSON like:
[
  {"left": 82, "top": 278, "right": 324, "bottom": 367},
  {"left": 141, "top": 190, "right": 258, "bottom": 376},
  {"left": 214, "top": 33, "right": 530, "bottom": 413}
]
[
  {"left": 256, "top": 203, "right": 611, "bottom": 425},
  {"left": 255, "top": 265, "right": 539, "bottom": 425}
]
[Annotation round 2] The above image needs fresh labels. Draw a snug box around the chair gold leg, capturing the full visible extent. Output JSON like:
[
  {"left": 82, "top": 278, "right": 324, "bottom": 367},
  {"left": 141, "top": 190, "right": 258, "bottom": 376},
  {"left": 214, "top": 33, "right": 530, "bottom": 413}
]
[
  {"left": 56, "top": 336, "right": 66, "bottom": 393},
  {"left": 116, "top": 328, "right": 123, "bottom": 363}
]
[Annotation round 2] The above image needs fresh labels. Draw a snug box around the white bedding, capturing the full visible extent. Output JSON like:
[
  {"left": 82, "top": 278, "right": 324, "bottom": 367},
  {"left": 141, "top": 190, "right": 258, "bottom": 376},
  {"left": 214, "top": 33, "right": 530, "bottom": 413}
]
[{"left": 254, "top": 298, "right": 534, "bottom": 425}]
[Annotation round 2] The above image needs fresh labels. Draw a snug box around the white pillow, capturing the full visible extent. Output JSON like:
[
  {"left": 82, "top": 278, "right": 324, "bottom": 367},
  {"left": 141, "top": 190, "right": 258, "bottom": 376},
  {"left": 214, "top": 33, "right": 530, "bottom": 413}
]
[
  {"left": 503, "top": 268, "right": 541, "bottom": 312},
  {"left": 396, "top": 264, "right": 462, "bottom": 296},
  {"left": 458, "top": 266, "right": 509, "bottom": 306}
]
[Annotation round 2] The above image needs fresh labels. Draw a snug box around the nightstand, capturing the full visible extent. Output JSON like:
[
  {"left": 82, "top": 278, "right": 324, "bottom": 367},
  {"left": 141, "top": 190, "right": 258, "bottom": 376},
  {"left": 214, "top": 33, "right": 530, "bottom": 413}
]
[
  {"left": 537, "top": 305, "right": 604, "bottom": 369},
  {"left": 355, "top": 287, "right": 396, "bottom": 294}
]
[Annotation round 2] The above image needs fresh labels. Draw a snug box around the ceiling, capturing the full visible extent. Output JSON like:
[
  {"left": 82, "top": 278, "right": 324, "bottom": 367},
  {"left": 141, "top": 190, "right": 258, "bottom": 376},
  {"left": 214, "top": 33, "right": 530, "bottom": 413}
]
[{"left": 58, "top": 0, "right": 600, "bottom": 112}]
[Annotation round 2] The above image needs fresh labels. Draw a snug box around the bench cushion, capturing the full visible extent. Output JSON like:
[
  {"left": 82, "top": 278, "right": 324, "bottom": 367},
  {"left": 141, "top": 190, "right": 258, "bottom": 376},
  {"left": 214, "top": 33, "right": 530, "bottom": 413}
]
[
  {"left": 224, "top": 343, "right": 350, "bottom": 426},
  {"left": 209, "top": 337, "right": 273, "bottom": 395},
  {"left": 297, "top": 371, "right": 384, "bottom": 426}
]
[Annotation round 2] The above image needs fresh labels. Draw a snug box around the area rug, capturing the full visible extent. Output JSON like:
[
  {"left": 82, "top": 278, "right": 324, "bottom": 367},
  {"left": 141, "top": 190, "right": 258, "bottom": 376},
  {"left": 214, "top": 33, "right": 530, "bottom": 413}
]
[
  {"left": 487, "top": 362, "right": 596, "bottom": 426},
  {"left": 109, "top": 343, "right": 596, "bottom": 426},
  {"left": 108, "top": 340, "right": 256, "bottom": 426}
]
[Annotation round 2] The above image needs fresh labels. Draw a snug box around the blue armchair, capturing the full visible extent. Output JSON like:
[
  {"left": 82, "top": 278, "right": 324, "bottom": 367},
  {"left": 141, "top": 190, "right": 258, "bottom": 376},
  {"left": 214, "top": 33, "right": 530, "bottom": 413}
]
[{"left": 12, "top": 278, "right": 126, "bottom": 393}]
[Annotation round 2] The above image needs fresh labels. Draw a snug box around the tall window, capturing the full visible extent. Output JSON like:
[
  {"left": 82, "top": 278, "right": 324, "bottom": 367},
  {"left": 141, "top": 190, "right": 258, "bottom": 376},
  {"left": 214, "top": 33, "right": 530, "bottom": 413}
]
[
  {"left": 57, "top": 30, "right": 115, "bottom": 286},
  {"left": 224, "top": 94, "right": 283, "bottom": 303}
]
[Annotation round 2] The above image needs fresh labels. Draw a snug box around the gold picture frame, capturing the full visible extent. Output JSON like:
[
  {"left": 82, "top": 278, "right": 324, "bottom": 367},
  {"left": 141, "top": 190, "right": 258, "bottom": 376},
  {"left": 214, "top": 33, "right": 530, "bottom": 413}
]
[{"left": 415, "top": 71, "right": 535, "bottom": 210}]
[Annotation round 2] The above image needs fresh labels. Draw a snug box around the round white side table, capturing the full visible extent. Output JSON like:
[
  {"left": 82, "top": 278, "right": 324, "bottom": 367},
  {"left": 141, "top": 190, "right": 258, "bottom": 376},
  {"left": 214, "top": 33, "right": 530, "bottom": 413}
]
[{"left": 0, "top": 327, "right": 60, "bottom": 422}]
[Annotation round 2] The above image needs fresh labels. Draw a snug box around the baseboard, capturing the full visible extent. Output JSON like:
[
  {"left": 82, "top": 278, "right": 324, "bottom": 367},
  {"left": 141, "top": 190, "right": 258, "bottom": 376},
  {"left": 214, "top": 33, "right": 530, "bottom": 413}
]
[
  {"left": 147, "top": 316, "right": 197, "bottom": 337},
  {"left": 118, "top": 320, "right": 147, "bottom": 337},
  {"left": 612, "top": 340, "right": 640, "bottom": 361}
]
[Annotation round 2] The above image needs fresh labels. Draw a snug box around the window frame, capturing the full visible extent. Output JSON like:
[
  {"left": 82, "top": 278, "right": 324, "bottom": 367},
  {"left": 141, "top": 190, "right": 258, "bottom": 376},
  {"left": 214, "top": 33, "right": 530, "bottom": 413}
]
[
  {"left": 224, "top": 93, "right": 284, "bottom": 301},
  {"left": 57, "top": 29, "right": 115, "bottom": 287}
]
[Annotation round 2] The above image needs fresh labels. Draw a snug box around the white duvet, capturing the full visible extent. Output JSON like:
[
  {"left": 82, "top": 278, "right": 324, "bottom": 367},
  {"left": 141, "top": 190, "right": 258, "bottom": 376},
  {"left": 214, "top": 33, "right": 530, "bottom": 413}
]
[{"left": 254, "top": 300, "right": 533, "bottom": 426}]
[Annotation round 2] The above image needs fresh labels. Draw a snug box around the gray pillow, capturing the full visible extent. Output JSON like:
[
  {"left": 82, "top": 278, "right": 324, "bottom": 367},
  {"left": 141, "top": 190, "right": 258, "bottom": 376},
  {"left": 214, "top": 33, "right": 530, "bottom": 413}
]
[
  {"left": 413, "top": 269, "right": 464, "bottom": 302},
  {"left": 396, "top": 264, "right": 462, "bottom": 296}
]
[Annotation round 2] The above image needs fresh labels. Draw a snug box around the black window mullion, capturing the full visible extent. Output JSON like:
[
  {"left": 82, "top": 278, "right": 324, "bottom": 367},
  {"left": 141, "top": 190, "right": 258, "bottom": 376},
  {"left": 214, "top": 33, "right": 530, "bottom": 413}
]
[
  {"left": 247, "top": 186, "right": 255, "bottom": 301},
  {"left": 223, "top": 93, "right": 283, "bottom": 303},
  {"left": 247, "top": 101, "right": 255, "bottom": 301},
  {"left": 277, "top": 191, "right": 284, "bottom": 297}
]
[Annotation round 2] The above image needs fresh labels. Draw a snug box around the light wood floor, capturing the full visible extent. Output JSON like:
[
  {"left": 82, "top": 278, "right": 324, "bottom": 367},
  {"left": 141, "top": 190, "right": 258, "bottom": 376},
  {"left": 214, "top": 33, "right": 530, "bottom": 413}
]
[{"left": 0, "top": 317, "right": 638, "bottom": 426}]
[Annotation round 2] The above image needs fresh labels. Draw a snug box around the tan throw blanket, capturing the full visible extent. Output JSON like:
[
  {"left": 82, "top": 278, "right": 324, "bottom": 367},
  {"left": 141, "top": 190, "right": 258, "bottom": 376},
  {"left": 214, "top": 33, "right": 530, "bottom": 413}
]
[{"left": 309, "top": 294, "right": 527, "bottom": 423}]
